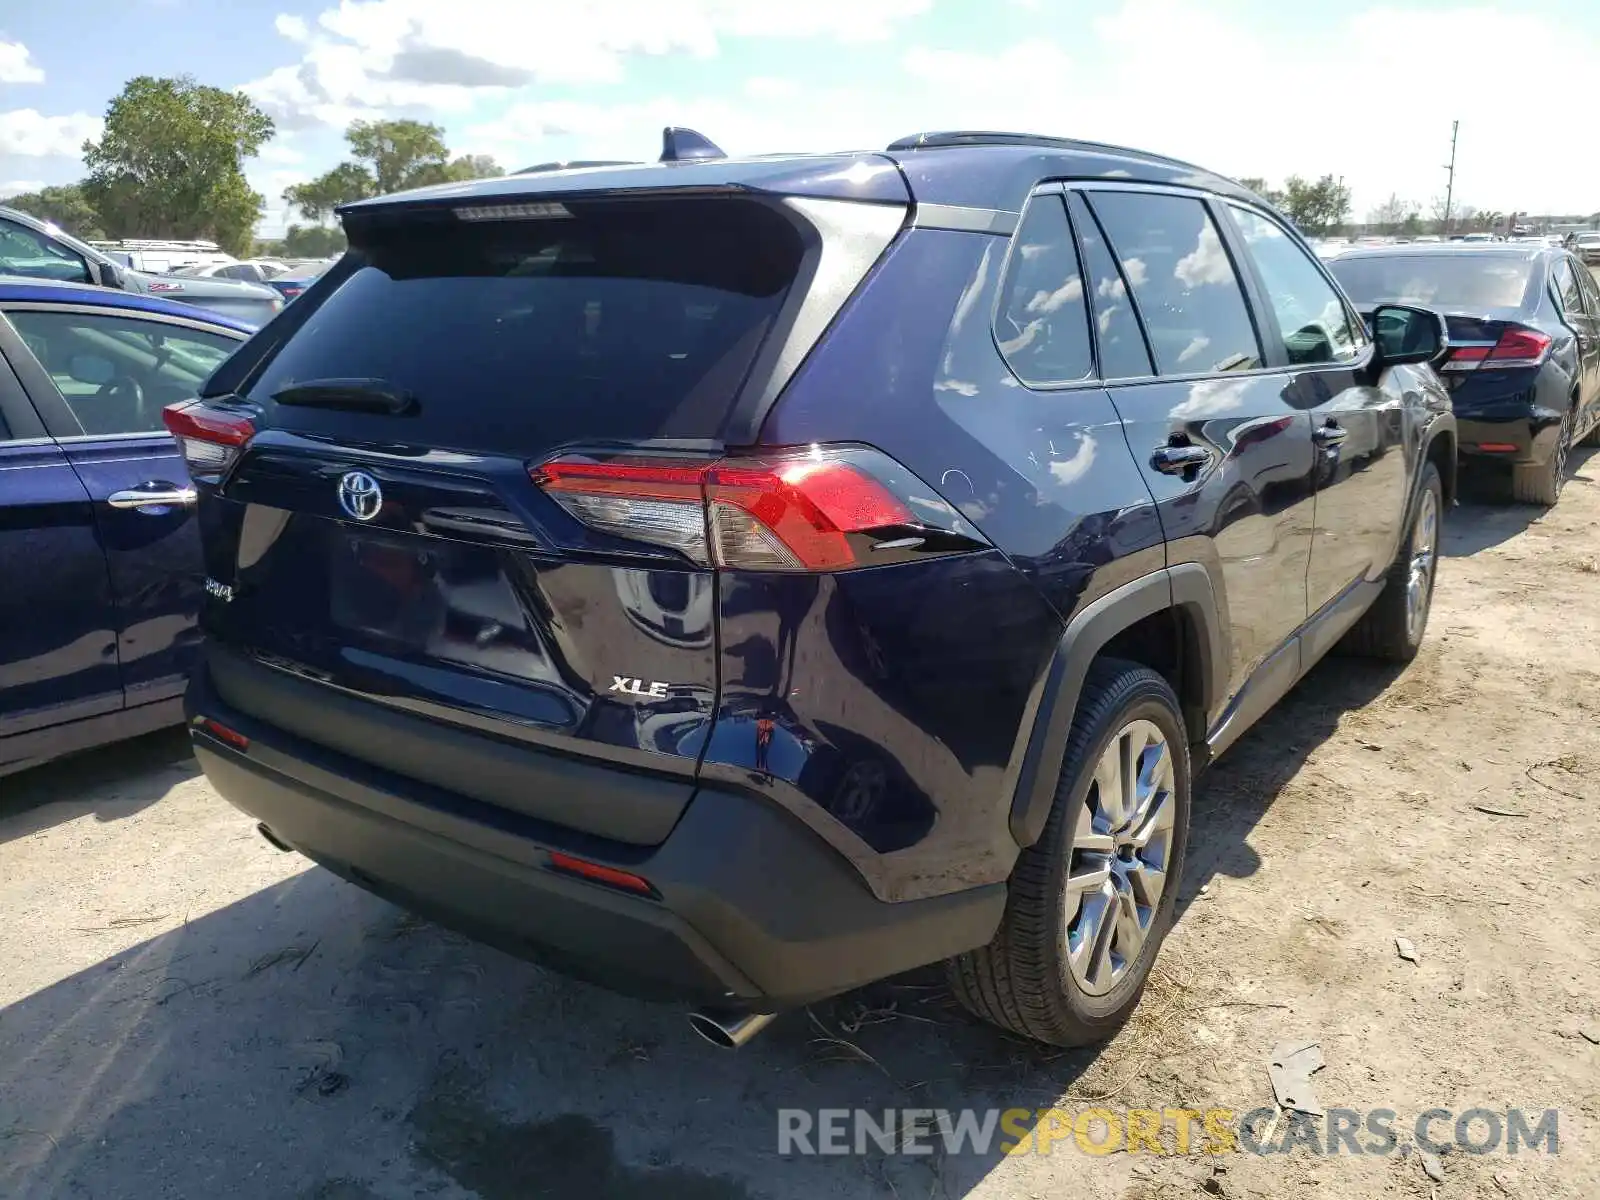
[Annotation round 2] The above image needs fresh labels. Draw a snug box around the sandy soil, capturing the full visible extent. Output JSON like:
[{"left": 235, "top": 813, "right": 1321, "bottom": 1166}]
[{"left": 3, "top": 450, "right": 1599, "bottom": 1200}]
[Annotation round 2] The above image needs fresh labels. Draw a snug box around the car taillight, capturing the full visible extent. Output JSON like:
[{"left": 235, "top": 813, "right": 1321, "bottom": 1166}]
[
  {"left": 1442, "top": 326, "right": 1553, "bottom": 372},
  {"left": 1486, "top": 327, "right": 1553, "bottom": 367},
  {"left": 532, "top": 446, "right": 983, "bottom": 571},
  {"left": 162, "top": 401, "right": 255, "bottom": 480}
]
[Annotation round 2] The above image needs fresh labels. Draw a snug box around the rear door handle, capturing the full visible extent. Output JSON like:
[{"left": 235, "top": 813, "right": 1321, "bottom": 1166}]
[
  {"left": 1313, "top": 423, "right": 1349, "bottom": 446},
  {"left": 108, "top": 485, "right": 197, "bottom": 511},
  {"left": 1150, "top": 444, "right": 1213, "bottom": 475}
]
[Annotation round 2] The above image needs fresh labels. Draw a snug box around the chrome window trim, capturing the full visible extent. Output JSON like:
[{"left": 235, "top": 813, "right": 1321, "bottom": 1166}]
[{"left": 910, "top": 203, "right": 1019, "bottom": 236}]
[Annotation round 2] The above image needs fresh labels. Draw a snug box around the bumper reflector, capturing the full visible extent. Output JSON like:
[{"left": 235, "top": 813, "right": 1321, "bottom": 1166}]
[
  {"left": 194, "top": 716, "right": 250, "bottom": 751},
  {"left": 547, "top": 851, "right": 657, "bottom": 897}
]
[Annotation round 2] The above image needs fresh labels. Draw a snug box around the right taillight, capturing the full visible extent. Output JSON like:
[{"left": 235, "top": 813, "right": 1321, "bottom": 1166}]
[
  {"left": 162, "top": 400, "right": 255, "bottom": 480},
  {"left": 532, "top": 446, "right": 984, "bottom": 571},
  {"left": 1442, "top": 326, "right": 1553, "bottom": 372}
]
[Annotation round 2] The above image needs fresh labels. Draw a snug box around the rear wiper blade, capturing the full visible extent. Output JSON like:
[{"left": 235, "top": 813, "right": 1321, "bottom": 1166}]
[{"left": 271, "top": 378, "right": 418, "bottom": 415}]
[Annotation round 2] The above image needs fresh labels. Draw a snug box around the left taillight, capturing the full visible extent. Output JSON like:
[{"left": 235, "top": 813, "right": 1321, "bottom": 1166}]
[
  {"left": 531, "top": 445, "right": 985, "bottom": 571},
  {"left": 162, "top": 401, "right": 255, "bottom": 481}
]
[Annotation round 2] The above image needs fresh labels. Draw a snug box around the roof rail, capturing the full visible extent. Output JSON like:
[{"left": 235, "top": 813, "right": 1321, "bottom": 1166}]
[
  {"left": 885, "top": 130, "right": 1200, "bottom": 170},
  {"left": 513, "top": 160, "right": 637, "bottom": 175},
  {"left": 660, "top": 127, "right": 726, "bottom": 163}
]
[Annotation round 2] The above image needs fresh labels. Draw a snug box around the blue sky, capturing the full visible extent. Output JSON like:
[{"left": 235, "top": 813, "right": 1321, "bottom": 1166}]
[{"left": 3, "top": 0, "right": 1598, "bottom": 237}]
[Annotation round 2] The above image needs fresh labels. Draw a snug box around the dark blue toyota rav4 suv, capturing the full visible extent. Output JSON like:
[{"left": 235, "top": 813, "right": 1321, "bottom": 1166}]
[{"left": 172, "top": 130, "right": 1456, "bottom": 1048}]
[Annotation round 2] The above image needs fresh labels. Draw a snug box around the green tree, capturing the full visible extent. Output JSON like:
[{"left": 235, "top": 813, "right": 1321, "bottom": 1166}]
[
  {"left": 282, "top": 120, "right": 503, "bottom": 224},
  {"left": 436, "top": 154, "right": 505, "bottom": 183},
  {"left": 282, "top": 224, "right": 346, "bottom": 257},
  {"left": 1237, "top": 176, "right": 1286, "bottom": 208},
  {"left": 1280, "top": 174, "right": 1351, "bottom": 236},
  {"left": 1399, "top": 212, "right": 1423, "bottom": 239},
  {"left": 81, "top": 75, "right": 274, "bottom": 255},
  {"left": 282, "top": 162, "right": 376, "bottom": 223},
  {"left": 3, "top": 183, "right": 106, "bottom": 240},
  {"left": 346, "top": 118, "right": 452, "bottom": 192}
]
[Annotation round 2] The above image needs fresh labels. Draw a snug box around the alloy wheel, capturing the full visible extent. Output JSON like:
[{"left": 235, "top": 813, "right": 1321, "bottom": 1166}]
[
  {"left": 1063, "top": 719, "right": 1176, "bottom": 997},
  {"left": 1406, "top": 485, "right": 1439, "bottom": 643}
]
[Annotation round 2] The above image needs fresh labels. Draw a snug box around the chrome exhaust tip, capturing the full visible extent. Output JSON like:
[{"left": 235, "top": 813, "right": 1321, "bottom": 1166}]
[{"left": 687, "top": 1008, "right": 776, "bottom": 1049}]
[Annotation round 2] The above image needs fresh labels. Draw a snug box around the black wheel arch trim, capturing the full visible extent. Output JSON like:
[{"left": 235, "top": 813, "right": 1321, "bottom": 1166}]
[
  {"left": 1417, "top": 411, "right": 1457, "bottom": 514},
  {"left": 1005, "top": 565, "right": 1227, "bottom": 849}
]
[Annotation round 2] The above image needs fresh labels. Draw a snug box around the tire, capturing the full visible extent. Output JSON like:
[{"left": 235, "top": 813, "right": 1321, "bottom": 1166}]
[
  {"left": 1511, "top": 408, "right": 1572, "bottom": 505},
  {"left": 1340, "top": 460, "right": 1442, "bottom": 662},
  {"left": 947, "top": 659, "right": 1190, "bottom": 1047}
]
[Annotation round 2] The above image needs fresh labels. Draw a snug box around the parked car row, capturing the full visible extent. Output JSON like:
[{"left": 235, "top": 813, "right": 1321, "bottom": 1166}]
[
  {"left": 0, "top": 206, "right": 284, "bottom": 327},
  {"left": 1, "top": 128, "right": 1591, "bottom": 1055}
]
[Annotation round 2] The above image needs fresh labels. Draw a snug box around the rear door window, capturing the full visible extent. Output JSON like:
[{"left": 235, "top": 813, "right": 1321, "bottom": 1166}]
[
  {"left": 247, "top": 198, "right": 805, "bottom": 456},
  {"left": 1552, "top": 258, "right": 1586, "bottom": 317},
  {"left": 1067, "top": 192, "right": 1154, "bottom": 379},
  {"left": 1087, "top": 192, "right": 1263, "bottom": 375},
  {"left": 993, "top": 194, "right": 1093, "bottom": 385},
  {"left": 1576, "top": 261, "right": 1600, "bottom": 317}
]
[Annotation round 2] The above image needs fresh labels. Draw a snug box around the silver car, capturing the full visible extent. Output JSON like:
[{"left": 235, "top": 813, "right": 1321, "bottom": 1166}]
[{"left": 0, "top": 206, "right": 283, "bottom": 327}]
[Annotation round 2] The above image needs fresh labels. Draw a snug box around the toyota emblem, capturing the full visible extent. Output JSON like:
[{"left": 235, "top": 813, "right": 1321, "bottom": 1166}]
[{"left": 337, "top": 470, "right": 383, "bottom": 521}]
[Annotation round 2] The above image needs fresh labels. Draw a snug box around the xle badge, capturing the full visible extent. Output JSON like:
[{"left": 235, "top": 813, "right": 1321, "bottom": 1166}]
[{"left": 610, "top": 677, "right": 671, "bottom": 699}]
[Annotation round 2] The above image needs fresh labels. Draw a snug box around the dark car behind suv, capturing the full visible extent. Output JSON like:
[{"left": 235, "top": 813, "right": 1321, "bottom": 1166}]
[
  {"left": 173, "top": 130, "right": 1455, "bottom": 1047},
  {"left": 1330, "top": 243, "right": 1600, "bottom": 504}
]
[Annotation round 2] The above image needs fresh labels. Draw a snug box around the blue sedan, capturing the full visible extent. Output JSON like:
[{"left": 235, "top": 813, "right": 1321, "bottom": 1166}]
[{"left": 0, "top": 279, "right": 251, "bottom": 774}]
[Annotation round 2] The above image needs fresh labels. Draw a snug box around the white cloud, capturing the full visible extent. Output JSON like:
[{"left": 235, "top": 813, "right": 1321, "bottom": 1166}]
[
  {"left": 461, "top": 92, "right": 885, "bottom": 164},
  {"left": 897, "top": 2, "right": 1600, "bottom": 216},
  {"left": 0, "top": 179, "right": 45, "bottom": 199},
  {"left": 236, "top": 0, "right": 1600, "bottom": 216},
  {"left": 743, "top": 77, "right": 800, "bottom": 101},
  {"left": 0, "top": 109, "right": 103, "bottom": 157},
  {"left": 1171, "top": 378, "right": 1252, "bottom": 420},
  {"left": 243, "top": 0, "right": 930, "bottom": 131},
  {"left": 1048, "top": 436, "right": 1097, "bottom": 487},
  {"left": 0, "top": 40, "right": 43, "bottom": 84},
  {"left": 256, "top": 140, "right": 304, "bottom": 165},
  {"left": 1175, "top": 221, "right": 1233, "bottom": 288}
]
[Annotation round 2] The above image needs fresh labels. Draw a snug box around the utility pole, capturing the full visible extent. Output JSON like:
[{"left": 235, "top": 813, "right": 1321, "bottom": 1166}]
[{"left": 1442, "top": 120, "right": 1459, "bottom": 232}]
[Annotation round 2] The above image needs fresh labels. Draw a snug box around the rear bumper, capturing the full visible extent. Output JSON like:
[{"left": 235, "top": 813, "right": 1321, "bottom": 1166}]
[
  {"left": 1455, "top": 408, "right": 1564, "bottom": 466},
  {"left": 186, "top": 664, "right": 1004, "bottom": 1009}
]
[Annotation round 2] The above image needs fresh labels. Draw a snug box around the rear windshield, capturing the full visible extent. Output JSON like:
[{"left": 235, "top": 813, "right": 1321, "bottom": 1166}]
[
  {"left": 246, "top": 198, "right": 804, "bottom": 454},
  {"left": 1328, "top": 254, "right": 1534, "bottom": 311}
]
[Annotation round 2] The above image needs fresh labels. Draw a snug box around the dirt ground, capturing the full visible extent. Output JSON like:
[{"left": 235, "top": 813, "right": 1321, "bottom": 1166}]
[{"left": 4, "top": 449, "right": 1600, "bottom": 1200}]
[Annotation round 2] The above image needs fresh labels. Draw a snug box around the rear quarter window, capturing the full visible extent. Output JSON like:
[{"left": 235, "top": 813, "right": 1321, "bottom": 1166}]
[{"left": 992, "top": 194, "right": 1093, "bottom": 386}]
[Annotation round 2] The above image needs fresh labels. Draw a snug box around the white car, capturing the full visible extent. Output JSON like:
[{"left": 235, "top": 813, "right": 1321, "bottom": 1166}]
[
  {"left": 171, "top": 259, "right": 286, "bottom": 284},
  {"left": 88, "top": 238, "right": 235, "bottom": 274}
]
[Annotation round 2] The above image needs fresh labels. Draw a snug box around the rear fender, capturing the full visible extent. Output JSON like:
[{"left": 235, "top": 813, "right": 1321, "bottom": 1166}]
[{"left": 1004, "top": 566, "right": 1226, "bottom": 848}]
